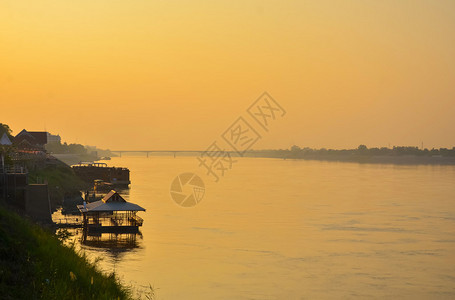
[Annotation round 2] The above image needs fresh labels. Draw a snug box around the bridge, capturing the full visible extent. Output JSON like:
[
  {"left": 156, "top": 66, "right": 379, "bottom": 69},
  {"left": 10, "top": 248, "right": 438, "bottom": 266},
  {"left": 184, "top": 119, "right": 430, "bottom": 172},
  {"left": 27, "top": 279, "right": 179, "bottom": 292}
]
[{"left": 110, "top": 150, "right": 238, "bottom": 158}]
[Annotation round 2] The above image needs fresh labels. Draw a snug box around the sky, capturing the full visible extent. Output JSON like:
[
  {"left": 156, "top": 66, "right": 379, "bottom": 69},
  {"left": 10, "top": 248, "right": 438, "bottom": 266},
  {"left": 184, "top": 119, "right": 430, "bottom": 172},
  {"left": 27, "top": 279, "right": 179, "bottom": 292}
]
[{"left": 1, "top": 0, "right": 454, "bottom": 150}]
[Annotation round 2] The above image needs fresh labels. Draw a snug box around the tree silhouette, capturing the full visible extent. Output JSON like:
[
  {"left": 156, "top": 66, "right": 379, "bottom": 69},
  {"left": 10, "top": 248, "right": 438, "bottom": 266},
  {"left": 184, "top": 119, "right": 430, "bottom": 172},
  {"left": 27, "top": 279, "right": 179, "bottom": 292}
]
[{"left": 0, "top": 123, "right": 13, "bottom": 140}]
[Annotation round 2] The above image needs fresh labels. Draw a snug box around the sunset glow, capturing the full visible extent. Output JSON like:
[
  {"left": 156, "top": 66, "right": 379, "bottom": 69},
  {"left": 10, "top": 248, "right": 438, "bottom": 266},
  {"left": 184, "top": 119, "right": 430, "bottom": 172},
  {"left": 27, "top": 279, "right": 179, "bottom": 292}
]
[{"left": 1, "top": 0, "right": 454, "bottom": 150}]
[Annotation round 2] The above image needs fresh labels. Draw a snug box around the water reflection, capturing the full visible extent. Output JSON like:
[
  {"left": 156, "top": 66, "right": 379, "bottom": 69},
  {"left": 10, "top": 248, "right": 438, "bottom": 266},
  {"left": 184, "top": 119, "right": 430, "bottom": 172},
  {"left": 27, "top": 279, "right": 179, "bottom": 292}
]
[
  {"left": 54, "top": 212, "right": 143, "bottom": 261},
  {"left": 82, "top": 232, "right": 142, "bottom": 250},
  {"left": 80, "top": 231, "right": 143, "bottom": 264}
]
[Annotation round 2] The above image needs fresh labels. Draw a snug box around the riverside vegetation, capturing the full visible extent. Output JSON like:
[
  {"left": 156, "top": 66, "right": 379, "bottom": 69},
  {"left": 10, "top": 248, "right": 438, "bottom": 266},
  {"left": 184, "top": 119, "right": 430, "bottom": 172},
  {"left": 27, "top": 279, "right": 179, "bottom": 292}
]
[
  {"left": 0, "top": 174, "right": 156, "bottom": 299},
  {"left": 247, "top": 145, "right": 455, "bottom": 164},
  {"left": 0, "top": 203, "right": 131, "bottom": 299},
  {"left": 0, "top": 123, "right": 155, "bottom": 299}
]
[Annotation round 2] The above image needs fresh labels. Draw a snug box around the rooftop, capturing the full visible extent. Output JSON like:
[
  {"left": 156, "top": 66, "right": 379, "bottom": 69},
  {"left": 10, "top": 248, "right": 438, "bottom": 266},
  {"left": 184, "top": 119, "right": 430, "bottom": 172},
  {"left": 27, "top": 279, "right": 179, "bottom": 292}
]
[{"left": 77, "top": 190, "right": 145, "bottom": 213}]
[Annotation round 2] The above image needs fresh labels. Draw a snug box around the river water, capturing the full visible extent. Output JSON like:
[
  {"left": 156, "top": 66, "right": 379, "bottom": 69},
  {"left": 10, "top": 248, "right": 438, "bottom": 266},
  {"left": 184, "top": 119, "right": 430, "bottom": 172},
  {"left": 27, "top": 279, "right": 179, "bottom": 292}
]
[{"left": 62, "top": 156, "right": 455, "bottom": 299}]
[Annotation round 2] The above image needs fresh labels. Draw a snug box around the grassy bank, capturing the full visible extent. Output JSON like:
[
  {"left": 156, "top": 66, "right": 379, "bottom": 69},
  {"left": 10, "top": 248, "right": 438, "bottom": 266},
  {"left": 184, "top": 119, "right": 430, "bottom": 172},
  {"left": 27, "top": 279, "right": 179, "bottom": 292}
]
[
  {"left": 0, "top": 204, "right": 132, "bottom": 299},
  {"left": 28, "top": 161, "right": 88, "bottom": 206}
]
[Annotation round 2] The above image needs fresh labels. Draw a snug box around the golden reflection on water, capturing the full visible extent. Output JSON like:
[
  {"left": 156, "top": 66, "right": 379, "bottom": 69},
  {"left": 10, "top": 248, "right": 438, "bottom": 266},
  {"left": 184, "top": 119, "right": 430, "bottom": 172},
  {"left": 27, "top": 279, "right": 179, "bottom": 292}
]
[{"left": 71, "top": 157, "right": 455, "bottom": 299}]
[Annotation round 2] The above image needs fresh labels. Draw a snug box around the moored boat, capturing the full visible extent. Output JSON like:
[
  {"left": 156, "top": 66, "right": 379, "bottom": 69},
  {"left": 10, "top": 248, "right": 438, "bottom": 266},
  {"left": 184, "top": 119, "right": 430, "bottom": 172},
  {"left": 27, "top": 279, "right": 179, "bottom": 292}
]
[{"left": 72, "top": 162, "right": 131, "bottom": 186}]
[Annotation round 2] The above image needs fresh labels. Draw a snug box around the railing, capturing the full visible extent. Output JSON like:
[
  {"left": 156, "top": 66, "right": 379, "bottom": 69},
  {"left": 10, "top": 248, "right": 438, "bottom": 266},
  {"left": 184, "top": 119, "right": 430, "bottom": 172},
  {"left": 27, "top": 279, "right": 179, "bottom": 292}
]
[
  {"left": 130, "top": 215, "right": 144, "bottom": 226},
  {"left": 10, "top": 151, "right": 47, "bottom": 161},
  {"left": 0, "top": 166, "right": 27, "bottom": 174},
  {"left": 54, "top": 218, "right": 82, "bottom": 227},
  {"left": 84, "top": 214, "right": 144, "bottom": 227},
  {"left": 110, "top": 217, "right": 125, "bottom": 226}
]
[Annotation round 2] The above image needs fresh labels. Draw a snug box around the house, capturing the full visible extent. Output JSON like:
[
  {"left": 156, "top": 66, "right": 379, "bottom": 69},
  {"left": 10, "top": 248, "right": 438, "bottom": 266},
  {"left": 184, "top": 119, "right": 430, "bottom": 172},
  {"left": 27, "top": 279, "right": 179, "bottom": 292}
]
[
  {"left": 14, "top": 129, "right": 48, "bottom": 150},
  {"left": 46, "top": 132, "right": 61, "bottom": 144},
  {"left": 1, "top": 132, "right": 13, "bottom": 171},
  {"left": 77, "top": 190, "right": 145, "bottom": 233}
]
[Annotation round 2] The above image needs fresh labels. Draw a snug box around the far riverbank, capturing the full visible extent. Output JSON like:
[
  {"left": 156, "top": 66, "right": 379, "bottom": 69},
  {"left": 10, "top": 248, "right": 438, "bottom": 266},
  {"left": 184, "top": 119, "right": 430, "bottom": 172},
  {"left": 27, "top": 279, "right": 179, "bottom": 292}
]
[
  {"left": 245, "top": 146, "right": 455, "bottom": 165},
  {"left": 245, "top": 153, "right": 455, "bottom": 165}
]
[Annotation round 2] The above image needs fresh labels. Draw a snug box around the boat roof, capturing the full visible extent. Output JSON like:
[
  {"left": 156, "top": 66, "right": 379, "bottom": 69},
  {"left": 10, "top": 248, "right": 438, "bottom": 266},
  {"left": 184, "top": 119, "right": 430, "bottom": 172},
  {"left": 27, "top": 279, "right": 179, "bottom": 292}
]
[
  {"left": 78, "top": 190, "right": 145, "bottom": 213},
  {"left": 73, "top": 162, "right": 108, "bottom": 167}
]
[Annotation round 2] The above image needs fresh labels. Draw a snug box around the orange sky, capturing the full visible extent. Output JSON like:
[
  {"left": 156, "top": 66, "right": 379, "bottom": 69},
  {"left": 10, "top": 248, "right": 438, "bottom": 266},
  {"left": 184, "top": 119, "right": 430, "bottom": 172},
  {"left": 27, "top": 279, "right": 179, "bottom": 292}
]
[{"left": 1, "top": 1, "right": 454, "bottom": 150}]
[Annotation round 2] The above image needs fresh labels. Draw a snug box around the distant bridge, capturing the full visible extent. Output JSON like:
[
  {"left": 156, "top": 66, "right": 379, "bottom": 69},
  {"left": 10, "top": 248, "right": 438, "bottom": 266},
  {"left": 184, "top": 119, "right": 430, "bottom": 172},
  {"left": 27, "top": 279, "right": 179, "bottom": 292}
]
[{"left": 110, "top": 150, "right": 237, "bottom": 158}]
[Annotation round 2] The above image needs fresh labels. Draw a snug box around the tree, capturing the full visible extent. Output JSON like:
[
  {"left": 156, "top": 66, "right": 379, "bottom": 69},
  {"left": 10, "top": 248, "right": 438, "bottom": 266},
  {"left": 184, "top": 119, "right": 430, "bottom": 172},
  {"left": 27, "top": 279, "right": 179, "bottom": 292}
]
[
  {"left": 357, "top": 144, "right": 367, "bottom": 151},
  {"left": 357, "top": 144, "right": 368, "bottom": 155},
  {"left": 0, "top": 123, "right": 13, "bottom": 140},
  {"left": 290, "top": 145, "right": 301, "bottom": 152},
  {"left": 45, "top": 141, "right": 87, "bottom": 154}
]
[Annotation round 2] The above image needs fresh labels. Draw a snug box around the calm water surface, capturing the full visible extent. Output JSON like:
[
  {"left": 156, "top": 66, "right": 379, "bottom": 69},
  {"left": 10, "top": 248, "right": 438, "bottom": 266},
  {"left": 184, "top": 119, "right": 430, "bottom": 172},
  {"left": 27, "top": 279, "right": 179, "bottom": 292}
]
[{"left": 64, "top": 156, "right": 455, "bottom": 299}]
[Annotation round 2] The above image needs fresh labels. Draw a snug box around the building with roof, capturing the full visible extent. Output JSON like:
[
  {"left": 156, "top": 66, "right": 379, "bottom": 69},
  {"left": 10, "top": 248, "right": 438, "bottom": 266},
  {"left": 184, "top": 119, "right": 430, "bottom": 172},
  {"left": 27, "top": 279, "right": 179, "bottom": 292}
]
[
  {"left": 77, "top": 190, "right": 145, "bottom": 233},
  {"left": 46, "top": 132, "right": 61, "bottom": 144},
  {"left": 13, "top": 129, "right": 48, "bottom": 150}
]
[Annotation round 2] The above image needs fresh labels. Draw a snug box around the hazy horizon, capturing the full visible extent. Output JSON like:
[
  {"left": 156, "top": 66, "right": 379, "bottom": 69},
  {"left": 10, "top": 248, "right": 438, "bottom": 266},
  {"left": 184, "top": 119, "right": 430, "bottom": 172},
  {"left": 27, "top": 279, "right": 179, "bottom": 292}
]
[{"left": 2, "top": 1, "right": 454, "bottom": 150}]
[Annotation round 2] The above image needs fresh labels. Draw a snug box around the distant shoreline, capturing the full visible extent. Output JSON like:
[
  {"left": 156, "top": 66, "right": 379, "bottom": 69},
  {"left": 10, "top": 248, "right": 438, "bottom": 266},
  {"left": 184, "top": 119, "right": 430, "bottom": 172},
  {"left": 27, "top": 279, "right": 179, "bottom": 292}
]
[
  {"left": 244, "top": 152, "right": 455, "bottom": 166},
  {"left": 105, "top": 152, "right": 455, "bottom": 165},
  {"left": 292, "top": 155, "right": 455, "bottom": 165}
]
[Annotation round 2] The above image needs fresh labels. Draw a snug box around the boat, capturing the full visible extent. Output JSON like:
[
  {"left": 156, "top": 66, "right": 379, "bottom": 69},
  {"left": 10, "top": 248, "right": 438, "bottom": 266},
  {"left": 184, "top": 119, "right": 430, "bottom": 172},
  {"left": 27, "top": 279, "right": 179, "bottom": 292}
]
[{"left": 72, "top": 162, "right": 130, "bottom": 186}]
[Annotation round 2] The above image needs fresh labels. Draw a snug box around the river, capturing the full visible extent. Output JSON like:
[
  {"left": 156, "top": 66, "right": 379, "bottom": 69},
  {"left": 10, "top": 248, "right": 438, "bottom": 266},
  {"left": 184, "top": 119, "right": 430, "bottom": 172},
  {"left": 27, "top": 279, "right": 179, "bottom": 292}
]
[{"left": 59, "top": 156, "right": 455, "bottom": 299}]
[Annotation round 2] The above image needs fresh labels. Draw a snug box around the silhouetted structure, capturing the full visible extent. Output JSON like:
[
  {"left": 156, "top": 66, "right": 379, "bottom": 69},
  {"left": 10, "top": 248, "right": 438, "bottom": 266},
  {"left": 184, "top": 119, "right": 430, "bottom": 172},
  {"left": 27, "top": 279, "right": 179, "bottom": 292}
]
[
  {"left": 72, "top": 163, "right": 130, "bottom": 186},
  {"left": 14, "top": 129, "right": 48, "bottom": 151},
  {"left": 77, "top": 190, "right": 145, "bottom": 234}
]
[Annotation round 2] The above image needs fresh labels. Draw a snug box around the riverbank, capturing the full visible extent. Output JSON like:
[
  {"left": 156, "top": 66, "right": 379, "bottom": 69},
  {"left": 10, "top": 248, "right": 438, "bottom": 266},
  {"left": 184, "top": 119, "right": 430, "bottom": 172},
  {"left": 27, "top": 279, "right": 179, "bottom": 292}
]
[
  {"left": 28, "top": 159, "right": 87, "bottom": 204},
  {"left": 246, "top": 147, "right": 455, "bottom": 165},
  {"left": 247, "top": 153, "right": 455, "bottom": 165},
  {"left": 0, "top": 203, "right": 132, "bottom": 299}
]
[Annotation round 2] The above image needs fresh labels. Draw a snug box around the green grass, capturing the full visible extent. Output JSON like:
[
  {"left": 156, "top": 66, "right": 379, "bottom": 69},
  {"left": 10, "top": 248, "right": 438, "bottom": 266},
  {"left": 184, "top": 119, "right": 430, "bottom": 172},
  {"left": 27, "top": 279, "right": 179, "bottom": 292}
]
[
  {"left": 0, "top": 204, "right": 132, "bottom": 299},
  {"left": 28, "top": 162, "right": 88, "bottom": 202}
]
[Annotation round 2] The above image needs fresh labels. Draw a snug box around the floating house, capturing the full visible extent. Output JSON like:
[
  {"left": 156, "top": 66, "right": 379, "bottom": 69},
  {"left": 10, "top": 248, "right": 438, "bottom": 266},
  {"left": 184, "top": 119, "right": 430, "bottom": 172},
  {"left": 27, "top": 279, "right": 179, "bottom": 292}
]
[{"left": 77, "top": 190, "right": 145, "bottom": 233}]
